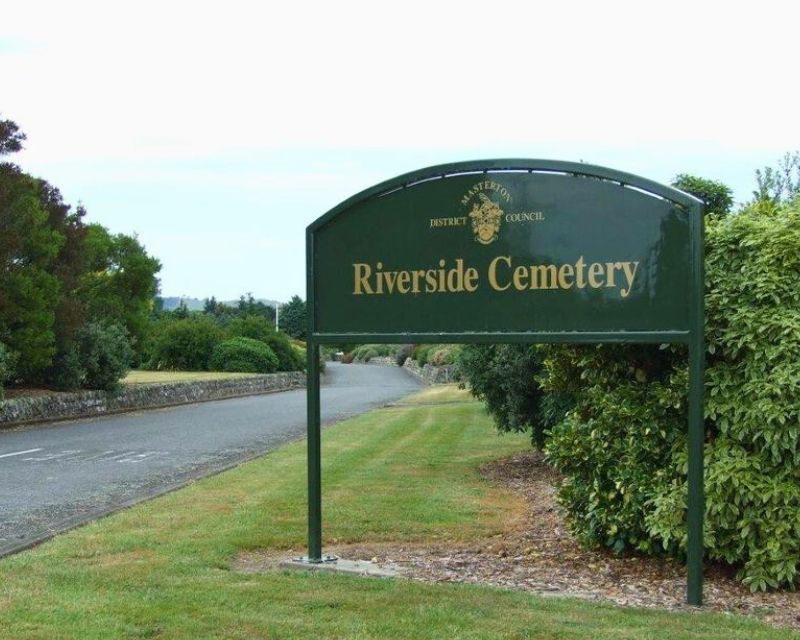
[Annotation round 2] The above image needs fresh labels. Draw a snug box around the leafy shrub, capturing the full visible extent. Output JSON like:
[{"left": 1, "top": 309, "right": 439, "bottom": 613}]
[
  {"left": 48, "top": 342, "right": 84, "bottom": 391},
  {"left": 210, "top": 337, "right": 278, "bottom": 373},
  {"left": 429, "top": 344, "right": 462, "bottom": 366},
  {"left": 321, "top": 346, "right": 339, "bottom": 362},
  {"left": 412, "top": 344, "right": 433, "bottom": 365},
  {"left": 541, "top": 201, "right": 800, "bottom": 589},
  {"left": 76, "top": 322, "right": 134, "bottom": 391},
  {"left": 224, "top": 315, "right": 302, "bottom": 372},
  {"left": 753, "top": 151, "right": 800, "bottom": 204},
  {"left": 395, "top": 344, "right": 414, "bottom": 366},
  {"left": 457, "top": 344, "right": 570, "bottom": 448},
  {"left": 225, "top": 315, "right": 275, "bottom": 343},
  {"left": 355, "top": 347, "right": 378, "bottom": 362},
  {"left": 0, "top": 342, "right": 17, "bottom": 400},
  {"left": 279, "top": 295, "right": 306, "bottom": 339},
  {"left": 671, "top": 174, "right": 733, "bottom": 217},
  {"left": 148, "top": 316, "right": 223, "bottom": 371},
  {"left": 411, "top": 344, "right": 462, "bottom": 367},
  {"left": 262, "top": 332, "right": 304, "bottom": 371},
  {"left": 650, "top": 202, "right": 800, "bottom": 590},
  {"left": 352, "top": 344, "right": 393, "bottom": 362},
  {"left": 542, "top": 343, "right": 683, "bottom": 554}
]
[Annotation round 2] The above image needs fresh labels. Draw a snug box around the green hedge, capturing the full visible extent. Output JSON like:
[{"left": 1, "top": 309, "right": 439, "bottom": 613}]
[
  {"left": 76, "top": 322, "right": 133, "bottom": 391},
  {"left": 148, "top": 316, "right": 223, "bottom": 371},
  {"left": 352, "top": 344, "right": 394, "bottom": 362},
  {"left": 225, "top": 316, "right": 303, "bottom": 372},
  {"left": 144, "top": 315, "right": 302, "bottom": 373},
  {"left": 542, "top": 201, "right": 800, "bottom": 590},
  {"left": 0, "top": 342, "right": 14, "bottom": 400},
  {"left": 413, "top": 344, "right": 461, "bottom": 366},
  {"left": 210, "top": 337, "right": 279, "bottom": 373}
]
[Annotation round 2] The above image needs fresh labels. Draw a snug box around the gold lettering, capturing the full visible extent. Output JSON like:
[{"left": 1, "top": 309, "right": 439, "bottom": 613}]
[
  {"left": 605, "top": 262, "right": 618, "bottom": 288},
  {"left": 446, "top": 259, "right": 465, "bottom": 292},
  {"left": 530, "top": 264, "right": 558, "bottom": 289},
  {"left": 438, "top": 259, "right": 447, "bottom": 291},
  {"left": 425, "top": 269, "right": 437, "bottom": 293},
  {"left": 354, "top": 257, "right": 638, "bottom": 299},
  {"left": 383, "top": 270, "right": 398, "bottom": 293},
  {"left": 429, "top": 217, "right": 469, "bottom": 228},
  {"left": 397, "top": 271, "right": 411, "bottom": 294},
  {"left": 589, "top": 262, "right": 605, "bottom": 288},
  {"left": 558, "top": 263, "right": 574, "bottom": 289},
  {"left": 375, "top": 262, "right": 384, "bottom": 294},
  {"left": 513, "top": 265, "right": 529, "bottom": 290},
  {"left": 412, "top": 270, "right": 424, "bottom": 293},
  {"left": 488, "top": 256, "right": 512, "bottom": 291},
  {"left": 353, "top": 263, "right": 373, "bottom": 295},
  {"left": 464, "top": 267, "right": 479, "bottom": 292},
  {"left": 505, "top": 211, "right": 544, "bottom": 223},
  {"left": 575, "top": 256, "right": 586, "bottom": 288},
  {"left": 620, "top": 262, "right": 639, "bottom": 298}
]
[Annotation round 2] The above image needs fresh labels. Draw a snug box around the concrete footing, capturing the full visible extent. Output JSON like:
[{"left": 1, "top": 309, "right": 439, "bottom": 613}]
[{"left": 280, "top": 556, "right": 398, "bottom": 578}]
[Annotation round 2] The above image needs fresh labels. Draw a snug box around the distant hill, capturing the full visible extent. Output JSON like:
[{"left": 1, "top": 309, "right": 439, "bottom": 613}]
[{"left": 160, "top": 296, "right": 281, "bottom": 311}]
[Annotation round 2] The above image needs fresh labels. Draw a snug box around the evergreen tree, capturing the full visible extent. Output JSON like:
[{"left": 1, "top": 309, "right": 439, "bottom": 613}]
[
  {"left": 80, "top": 224, "right": 161, "bottom": 358},
  {"left": 671, "top": 174, "right": 733, "bottom": 217},
  {"left": 0, "top": 163, "right": 63, "bottom": 379},
  {"left": 279, "top": 295, "right": 306, "bottom": 339}
]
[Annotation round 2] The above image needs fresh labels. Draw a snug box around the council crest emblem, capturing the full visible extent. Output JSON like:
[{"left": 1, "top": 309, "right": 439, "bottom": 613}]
[{"left": 468, "top": 192, "right": 504, "bottom": 245}]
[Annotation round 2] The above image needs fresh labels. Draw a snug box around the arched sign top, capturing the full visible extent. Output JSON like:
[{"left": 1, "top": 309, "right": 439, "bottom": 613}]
[
  {"left": 308, "top": 159, "right": 702, "bottom": 234},
  {"left": 307, "top": 158, "right": 703, "bottom": 342}
]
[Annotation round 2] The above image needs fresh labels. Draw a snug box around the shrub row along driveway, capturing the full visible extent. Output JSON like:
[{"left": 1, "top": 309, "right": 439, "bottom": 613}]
[{"left": 0, "top": 363, "right": 420, "bottom": 555}]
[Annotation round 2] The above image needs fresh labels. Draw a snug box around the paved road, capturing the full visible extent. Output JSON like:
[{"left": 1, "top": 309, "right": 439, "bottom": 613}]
[{"left": 0, "top": 363, "right": 420, "bottom": 555}]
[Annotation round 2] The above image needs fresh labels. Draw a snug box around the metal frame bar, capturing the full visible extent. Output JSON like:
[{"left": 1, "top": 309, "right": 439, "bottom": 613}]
[
  {"left": 304, "top": 159, "right": 705, "bottom": 605},
  {"left": 305, "top": 229, "right": 322, "bottom": 562},
  {"left": 311, "top": 332, "right": 690, "bottom": 345},
  {"left": 686, "top": 199, "right": 706, "bottom": 605}
]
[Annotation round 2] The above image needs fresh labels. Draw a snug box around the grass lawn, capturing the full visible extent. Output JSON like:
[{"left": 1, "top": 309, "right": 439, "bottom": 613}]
[
  {"left": 0, "top": 387, "right": 794, "bottom": 639},
  {"left": 122, "top": 370, "right": 260, "bottom": 385}
]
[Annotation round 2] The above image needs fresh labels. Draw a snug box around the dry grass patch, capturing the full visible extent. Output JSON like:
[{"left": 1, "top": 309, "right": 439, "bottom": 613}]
[
  {"left": 394, "top": 383, "right": 473, "bottom": 405},
  {"left": 122, "top": 370, "right": 259, "bottom": 385}
]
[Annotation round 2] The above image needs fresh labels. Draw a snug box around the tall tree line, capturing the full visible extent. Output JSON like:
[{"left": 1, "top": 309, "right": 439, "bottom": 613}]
[{"left": 0, "top": 117, "right": 161, "bottom": 392}]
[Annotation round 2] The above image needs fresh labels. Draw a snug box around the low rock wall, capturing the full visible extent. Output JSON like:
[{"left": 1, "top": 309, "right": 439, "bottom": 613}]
[
  {"left": 358, "top": 356, "right": 457, "bottom": 384},
  {"left": 362, "top": 356, "right": 396, "bottom": 366},
  {"left": 0, "top": 372, "right": 306, "bottom": 427},
  {"left": 402, "top": 359, "right": 458, "bottom": 384}
]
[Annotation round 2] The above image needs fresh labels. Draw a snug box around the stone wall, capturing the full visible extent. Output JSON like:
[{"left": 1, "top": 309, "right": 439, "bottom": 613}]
[
  {"left": 359, "top": 356, "right": 457, "bottom": 384},
  {"left": 402, "top": 358, "right": 458, "bottom": 384},
  {"left": 363, "top": 356, "right": 396, "bottom": 366},
  {"left": 0, "top": 372, "right": 305, "bottom": 427}
]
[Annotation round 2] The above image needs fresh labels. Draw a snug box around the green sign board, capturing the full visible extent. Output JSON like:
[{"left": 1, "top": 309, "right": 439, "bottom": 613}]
[
  {"left": 304, "top": 160, "right": 706, "bottom": 605},
  {"left": 311, "top": 168, "right": 692, "bottom": 338}
]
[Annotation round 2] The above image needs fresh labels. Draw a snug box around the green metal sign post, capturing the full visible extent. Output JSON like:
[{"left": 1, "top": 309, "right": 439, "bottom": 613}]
[{"left": 304, "top": 159, "right": 705, "bottom": 605}]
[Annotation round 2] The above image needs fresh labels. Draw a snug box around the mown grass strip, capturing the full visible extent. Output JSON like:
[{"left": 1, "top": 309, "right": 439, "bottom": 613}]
[
  {"left": 122, "top": 370, "right": 260, "bottom": 385},
  {"left": 0, "top": 387, "right": 794, "bottom": 639}
]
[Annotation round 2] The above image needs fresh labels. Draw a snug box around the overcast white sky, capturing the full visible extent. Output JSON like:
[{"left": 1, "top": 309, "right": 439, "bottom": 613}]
[{"left": 2, "top": 1, "right": 799, "bottom": 301}]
